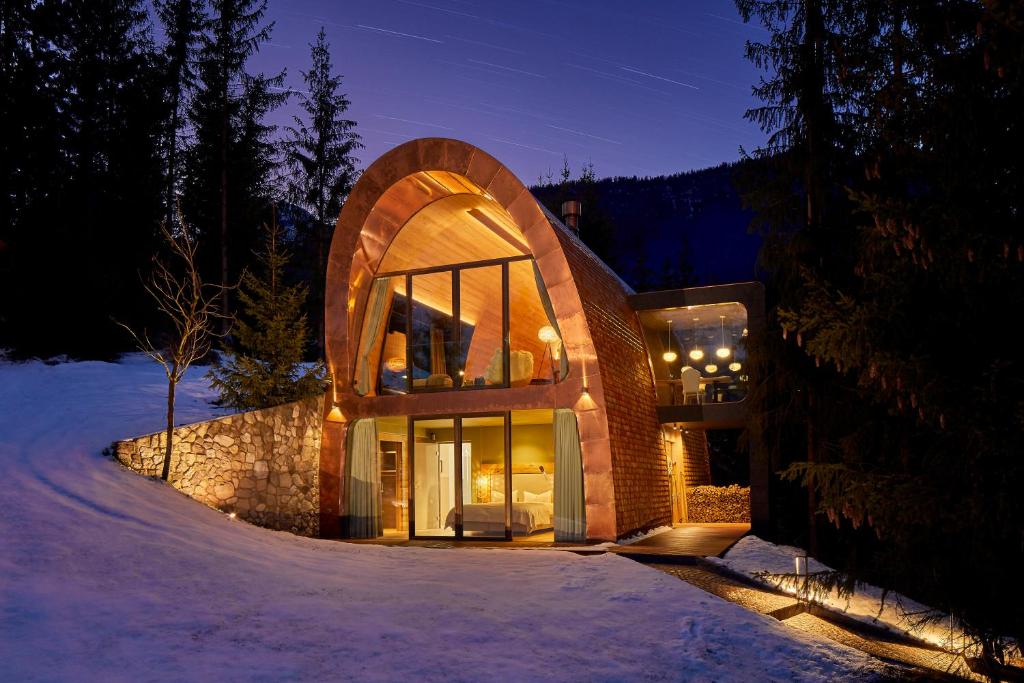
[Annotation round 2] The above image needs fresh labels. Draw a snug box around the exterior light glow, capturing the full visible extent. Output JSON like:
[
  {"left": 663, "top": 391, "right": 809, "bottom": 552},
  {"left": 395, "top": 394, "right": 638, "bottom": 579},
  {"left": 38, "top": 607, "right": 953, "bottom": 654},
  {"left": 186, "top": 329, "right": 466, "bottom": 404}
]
[
  {"left": 704, "top": 363, "right": 718, "bottom": 374},
  {"left": 228, "top": 512, "right": 237, "bottom": 520},
  {"left": 537, "top": 325, "right": 559, "bottom": 343},
  {"left": 327, "top": 404, "right": 346, "bottom": 423},
  {"left": 729, "top": 361, "right": 742, "bottom": 372}
]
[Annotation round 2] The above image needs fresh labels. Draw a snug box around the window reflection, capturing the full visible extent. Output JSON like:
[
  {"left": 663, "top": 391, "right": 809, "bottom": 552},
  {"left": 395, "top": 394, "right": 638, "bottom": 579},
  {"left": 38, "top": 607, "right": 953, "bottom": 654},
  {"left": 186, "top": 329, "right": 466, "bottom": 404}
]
[
  {"left": 458, "top": 265, "right": 503, "bottom": 387},
  {"left": 410, "top": 271, "right": 458, "bottom": 390},
  {"left": 639, "top": 302, "right": 749, "bottom": 405}
]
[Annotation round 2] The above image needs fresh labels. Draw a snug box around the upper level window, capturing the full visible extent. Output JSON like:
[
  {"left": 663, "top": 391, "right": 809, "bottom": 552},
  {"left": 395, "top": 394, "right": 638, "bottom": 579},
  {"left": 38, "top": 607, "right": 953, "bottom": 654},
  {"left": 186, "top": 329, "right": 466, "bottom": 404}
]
[
  {"left": 639, "top": 302, "right": 749, "bottom": 406},
  {"left": 354, "top": 256, "right": 567, "bottom": 396}
]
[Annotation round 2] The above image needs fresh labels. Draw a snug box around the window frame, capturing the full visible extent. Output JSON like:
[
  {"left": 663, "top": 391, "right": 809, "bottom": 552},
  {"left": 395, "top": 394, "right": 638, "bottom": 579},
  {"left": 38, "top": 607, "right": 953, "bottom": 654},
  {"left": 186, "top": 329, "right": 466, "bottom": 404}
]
[{"left": 369, "top": 254, "right": 534, "bottom": 394}]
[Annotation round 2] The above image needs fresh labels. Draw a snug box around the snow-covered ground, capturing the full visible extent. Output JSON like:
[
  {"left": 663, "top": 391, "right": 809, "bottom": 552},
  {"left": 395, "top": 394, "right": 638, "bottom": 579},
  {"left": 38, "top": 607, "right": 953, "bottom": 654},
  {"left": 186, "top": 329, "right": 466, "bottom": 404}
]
[
  {"left": 710, "top": 536, "right": 963, "bottom": 650},
  {"left": 1, "top": 356, "right": 884, "bottom": 681}
]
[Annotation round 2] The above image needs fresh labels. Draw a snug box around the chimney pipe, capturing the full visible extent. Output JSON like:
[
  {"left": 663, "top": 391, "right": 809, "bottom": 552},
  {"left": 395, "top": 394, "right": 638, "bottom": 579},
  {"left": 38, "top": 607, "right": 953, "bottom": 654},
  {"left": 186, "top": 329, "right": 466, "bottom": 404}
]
[{"left": 560, "top": 199, "right": 581, "bottom": 236}]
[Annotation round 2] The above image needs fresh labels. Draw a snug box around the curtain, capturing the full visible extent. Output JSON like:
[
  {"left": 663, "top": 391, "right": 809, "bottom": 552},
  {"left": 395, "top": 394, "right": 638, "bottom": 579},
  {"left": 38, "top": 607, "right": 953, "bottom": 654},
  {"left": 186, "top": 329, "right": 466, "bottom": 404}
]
[
  {"left": 554, "top": 408, "right": 586, "bottom": 542},
  {"left": 355, "top": 278, "right": 392, "bottom": 396},
  {"left": 532, "top": 261, "right": 569, "bottom": 381},
  {"left": 345, "top": 418, "right": 381, "bottom": 538},
  {"left": 429, "top": 325, "right": 446, "bottom": 376}
]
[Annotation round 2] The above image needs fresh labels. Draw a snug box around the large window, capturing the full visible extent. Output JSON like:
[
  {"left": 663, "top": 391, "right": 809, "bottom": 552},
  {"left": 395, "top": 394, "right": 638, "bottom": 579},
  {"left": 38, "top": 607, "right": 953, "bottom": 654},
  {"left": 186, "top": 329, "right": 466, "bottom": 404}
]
[
  {"left": 639, "top": 302, "right": 749, "bottom": 405},
  {"left": 354, "top": 256, "right": 567, "bottom": 395},
  {"left": 408, "top": 410, "right": 556, "bottom": 540}
]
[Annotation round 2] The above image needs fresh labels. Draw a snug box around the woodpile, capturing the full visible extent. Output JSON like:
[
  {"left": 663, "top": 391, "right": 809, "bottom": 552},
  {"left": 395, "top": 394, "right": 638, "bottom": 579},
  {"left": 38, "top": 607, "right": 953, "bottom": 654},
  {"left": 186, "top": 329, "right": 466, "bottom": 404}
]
[{"left": 686, "top": 485, "right": 750, "bottom": 523}]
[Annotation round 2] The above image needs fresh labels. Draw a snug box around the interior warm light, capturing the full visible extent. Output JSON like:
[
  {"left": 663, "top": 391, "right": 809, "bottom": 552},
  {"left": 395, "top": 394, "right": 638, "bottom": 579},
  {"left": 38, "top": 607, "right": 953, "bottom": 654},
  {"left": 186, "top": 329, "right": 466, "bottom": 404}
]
[
  {"left": 327, "top": 405, "right": 347, "bottom": 423},
  {"left": 662, "top": 350, "right": 678, "bottom": 363},
  {"left": 729, "top": 361, "right": 742, "bottom": 372},
  {"left": 716, "top": 315, "right": 730, "bottom": 359},
  {"left": 228, "top": 512, "right": 237, "bottom": 520},
  {"left": 384, "top": 356, "right": 406, "bottom": 372},
  {"left": 538, "top": 325, "right": 559, "bottom": 343},
  {"left": 704, "top": 363, "right": 718, "bottom": 374},
  {"left": 688, "top": 348, "right": 704, "bottom": 361}
]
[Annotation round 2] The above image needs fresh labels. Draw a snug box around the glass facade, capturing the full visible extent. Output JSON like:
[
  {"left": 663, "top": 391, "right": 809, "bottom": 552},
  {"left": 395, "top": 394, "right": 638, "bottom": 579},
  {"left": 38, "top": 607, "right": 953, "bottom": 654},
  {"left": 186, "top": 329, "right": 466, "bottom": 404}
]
[
  {"left": 353, "top": 256, "right": 567, "bottom": 396},
  {"left": 639, "top": 302, "right": 749, "bottom": 405}
]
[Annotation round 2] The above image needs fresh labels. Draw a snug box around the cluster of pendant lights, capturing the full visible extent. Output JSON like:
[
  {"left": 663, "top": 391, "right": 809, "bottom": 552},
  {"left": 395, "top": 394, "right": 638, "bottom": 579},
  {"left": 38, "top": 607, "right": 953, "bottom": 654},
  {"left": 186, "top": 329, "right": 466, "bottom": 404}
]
[{"left": 661, "top": 315, "right": 742, "bottom": 374}]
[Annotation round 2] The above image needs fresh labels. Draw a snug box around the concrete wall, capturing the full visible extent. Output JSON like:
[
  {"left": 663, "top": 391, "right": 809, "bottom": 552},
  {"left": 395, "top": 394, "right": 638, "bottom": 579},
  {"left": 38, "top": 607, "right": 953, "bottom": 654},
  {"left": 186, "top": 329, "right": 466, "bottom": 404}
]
[{"left": 113, "top": 395, "right": 324, "bottom": 536}]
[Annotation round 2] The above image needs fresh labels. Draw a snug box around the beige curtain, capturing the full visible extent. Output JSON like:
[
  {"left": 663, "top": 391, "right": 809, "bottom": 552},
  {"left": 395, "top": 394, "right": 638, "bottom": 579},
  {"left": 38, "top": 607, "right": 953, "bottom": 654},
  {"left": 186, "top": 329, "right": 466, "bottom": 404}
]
[
  {"left": 554, "top": 408, "right": 586, "bottom": 542},
  {"left": 429, "top": 325, "right": 446, "bottom": 376},
  {"left": 532, "top": 261, "right": 569, "bottom": 381},
  {"left": 345, "top": 418, "right": 381, "bottom": 538},
  {"left": 355, "top": 279, "right": 391, "bottom": 396}
]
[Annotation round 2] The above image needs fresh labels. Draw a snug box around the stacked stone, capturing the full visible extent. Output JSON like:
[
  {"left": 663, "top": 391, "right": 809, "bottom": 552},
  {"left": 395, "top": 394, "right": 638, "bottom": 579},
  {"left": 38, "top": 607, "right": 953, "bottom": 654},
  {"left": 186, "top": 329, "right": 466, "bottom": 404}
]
[
  {"left": 685, "top": 484, "right": 751, "bottom": 523},
  {"left": 114, "top": 395, "right": 324, "bottom": 536}
]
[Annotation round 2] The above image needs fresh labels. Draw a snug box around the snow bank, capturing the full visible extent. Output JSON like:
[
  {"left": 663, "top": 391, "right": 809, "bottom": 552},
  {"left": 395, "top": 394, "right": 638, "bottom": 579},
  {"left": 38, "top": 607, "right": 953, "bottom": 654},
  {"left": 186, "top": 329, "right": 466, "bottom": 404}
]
[
  {"left": 710, "top": 536, "right": 962, "bottom": 649},
  {"left": 0, "top": 357, "right": 882, "bottom": 681}
]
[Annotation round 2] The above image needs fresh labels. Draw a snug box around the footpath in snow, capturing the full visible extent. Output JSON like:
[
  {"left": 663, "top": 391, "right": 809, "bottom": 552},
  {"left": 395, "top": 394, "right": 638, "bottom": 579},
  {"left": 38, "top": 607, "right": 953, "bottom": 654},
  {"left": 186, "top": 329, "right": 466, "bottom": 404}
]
[{"left": 0, "top": 356, "right": 883, "bottom": 681}]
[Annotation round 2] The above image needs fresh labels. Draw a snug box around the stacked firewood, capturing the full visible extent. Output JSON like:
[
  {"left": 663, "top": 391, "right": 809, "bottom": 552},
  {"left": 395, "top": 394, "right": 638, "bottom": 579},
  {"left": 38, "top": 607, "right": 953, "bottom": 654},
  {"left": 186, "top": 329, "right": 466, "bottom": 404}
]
[{"left": 685, "top": 485, "right": 750, "bottom": 523}]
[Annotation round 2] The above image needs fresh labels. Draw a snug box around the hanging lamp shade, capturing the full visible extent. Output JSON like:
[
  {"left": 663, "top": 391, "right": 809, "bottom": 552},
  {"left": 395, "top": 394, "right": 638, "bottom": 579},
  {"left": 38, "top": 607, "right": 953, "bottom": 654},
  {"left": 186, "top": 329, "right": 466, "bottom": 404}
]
[
  {"left": 715, "top": 315, "right": 731, "bottom": 358},
  {"left": 728, "top": 361, "right": 741, "bottom": 372},
  {"left": 689, "top": 348, "right": 704, "bottom": 361},
  {"left": 662, "top": 350, "right": 678, "bottom": 363},
  {"left": 704, "top": 363, "right": 718, "bottom": 374}
]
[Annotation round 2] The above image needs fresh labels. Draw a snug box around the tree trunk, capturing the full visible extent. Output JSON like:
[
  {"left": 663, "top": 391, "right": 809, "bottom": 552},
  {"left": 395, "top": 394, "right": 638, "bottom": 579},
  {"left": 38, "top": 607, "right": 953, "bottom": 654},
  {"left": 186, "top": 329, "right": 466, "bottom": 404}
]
[
  {"left": 161, "top": 374, "right": 177, "bottom": 481},
  {"left": 219, "top": 102, "right": 229, "bottom": 333}
]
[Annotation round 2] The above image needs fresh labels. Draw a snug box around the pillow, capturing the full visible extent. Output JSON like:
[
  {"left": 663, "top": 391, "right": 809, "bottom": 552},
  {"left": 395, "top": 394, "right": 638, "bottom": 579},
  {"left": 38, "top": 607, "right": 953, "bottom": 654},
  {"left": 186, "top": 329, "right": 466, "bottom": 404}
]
[{"left": 523, "top": 490, "right": 552, "bottom": 503}]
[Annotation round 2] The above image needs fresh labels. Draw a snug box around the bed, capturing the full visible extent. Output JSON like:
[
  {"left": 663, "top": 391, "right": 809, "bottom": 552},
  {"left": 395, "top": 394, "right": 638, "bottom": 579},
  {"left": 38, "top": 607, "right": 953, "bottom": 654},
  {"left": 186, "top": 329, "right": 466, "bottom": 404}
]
[{"left": 443, "top": 472, "right": 554, "bottom": 536}]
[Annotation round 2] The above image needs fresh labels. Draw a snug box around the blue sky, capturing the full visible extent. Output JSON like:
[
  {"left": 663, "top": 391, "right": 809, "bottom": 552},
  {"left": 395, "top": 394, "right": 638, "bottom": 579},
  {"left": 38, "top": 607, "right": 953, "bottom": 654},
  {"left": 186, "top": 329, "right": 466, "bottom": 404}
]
[{"left": 250, "top": 0, "right": 769, "bottom": 181}]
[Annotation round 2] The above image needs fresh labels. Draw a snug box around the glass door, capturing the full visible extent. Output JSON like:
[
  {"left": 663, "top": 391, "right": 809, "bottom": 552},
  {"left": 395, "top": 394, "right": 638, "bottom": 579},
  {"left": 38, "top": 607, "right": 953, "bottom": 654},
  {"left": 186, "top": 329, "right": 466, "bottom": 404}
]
[{"left": 410, "top": 414, "right": 510, "bottom": 540}]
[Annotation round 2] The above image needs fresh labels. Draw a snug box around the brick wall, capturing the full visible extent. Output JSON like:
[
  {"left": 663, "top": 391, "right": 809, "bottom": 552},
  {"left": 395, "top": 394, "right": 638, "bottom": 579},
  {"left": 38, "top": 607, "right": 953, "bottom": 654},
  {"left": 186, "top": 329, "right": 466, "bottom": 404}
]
[
  {"left": 554, "top": 223, "right": 673, "bottom": 537},
  {"left": 113, "top": 396, "right": 324, "bottom": 536},
  {"left": 680, "top": 429, "right": 712, "bottom": 487}
]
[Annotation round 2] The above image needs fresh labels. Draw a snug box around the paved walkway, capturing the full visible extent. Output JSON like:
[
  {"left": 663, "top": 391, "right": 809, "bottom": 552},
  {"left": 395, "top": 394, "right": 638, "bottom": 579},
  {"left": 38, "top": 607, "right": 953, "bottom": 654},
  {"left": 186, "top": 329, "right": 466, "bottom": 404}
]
[
  {"left": 649, "top": 561, "right": 979, "bottom": 681},
  {"left": 610, "top": 523, "right": 750, "bottom": 562}
]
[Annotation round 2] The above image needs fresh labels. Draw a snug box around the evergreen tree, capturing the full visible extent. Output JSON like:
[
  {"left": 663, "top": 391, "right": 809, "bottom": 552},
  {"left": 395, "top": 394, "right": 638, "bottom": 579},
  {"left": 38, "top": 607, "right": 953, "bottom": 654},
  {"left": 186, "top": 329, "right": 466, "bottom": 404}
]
[
  {"left": 737, "top": 0, "right": 1024, "bottom": 662},
  {"left": 208, "top": 210, "right": 325, "bottom": 410},
  {"left": 154, "top": 0, "right": 205, "bottom": 227},
  {"left": 284, "top": 27, "right": 361, "bottom": 354},
  {"left": 182, "top": 0, "right": 284, "bottom": 331}
]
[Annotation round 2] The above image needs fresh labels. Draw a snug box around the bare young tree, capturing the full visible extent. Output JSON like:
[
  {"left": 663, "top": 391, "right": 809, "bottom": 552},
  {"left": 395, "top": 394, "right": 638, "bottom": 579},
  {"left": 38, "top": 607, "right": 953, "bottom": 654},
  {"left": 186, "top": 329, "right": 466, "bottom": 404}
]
[{"left": 119, "top": 212, "right": 227, "bottom": 480}]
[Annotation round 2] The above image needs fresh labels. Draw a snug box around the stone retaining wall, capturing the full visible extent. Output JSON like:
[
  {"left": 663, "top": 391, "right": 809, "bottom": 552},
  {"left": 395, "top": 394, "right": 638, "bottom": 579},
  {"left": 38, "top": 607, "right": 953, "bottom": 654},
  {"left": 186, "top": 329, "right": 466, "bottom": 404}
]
[
  {"left": 113, "top": 395, "right": 324, "bottom": 536},
  {"left": 686, "top": 485, "right": 751, "bottom": 523}
]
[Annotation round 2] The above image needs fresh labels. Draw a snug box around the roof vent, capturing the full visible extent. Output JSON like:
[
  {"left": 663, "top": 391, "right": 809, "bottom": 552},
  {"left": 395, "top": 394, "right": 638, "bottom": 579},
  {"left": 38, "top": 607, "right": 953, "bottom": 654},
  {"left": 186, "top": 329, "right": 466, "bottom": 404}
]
[{"left": 560, "top": 199, "right": 581, "bottom": 236}]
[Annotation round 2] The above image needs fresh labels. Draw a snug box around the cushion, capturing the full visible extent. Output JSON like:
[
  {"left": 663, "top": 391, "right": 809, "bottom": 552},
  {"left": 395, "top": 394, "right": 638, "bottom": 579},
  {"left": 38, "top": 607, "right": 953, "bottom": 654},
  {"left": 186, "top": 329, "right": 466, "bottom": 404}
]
[
  {"left": 523, "top": 489, "right": 552, "bottom": 504},
  {"left": 483, "top": 349, "right": 535, "bottom": 386}
]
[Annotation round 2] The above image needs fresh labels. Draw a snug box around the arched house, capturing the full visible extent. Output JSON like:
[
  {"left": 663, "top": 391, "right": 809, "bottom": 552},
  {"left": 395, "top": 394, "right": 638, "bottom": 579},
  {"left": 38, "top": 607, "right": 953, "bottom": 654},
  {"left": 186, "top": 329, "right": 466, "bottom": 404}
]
[
  {"left": 114, "top": 137, "right": 765, "bottom": 543},
  {"left": 318, "top": 138, "right": 765, "bottom": 543}
]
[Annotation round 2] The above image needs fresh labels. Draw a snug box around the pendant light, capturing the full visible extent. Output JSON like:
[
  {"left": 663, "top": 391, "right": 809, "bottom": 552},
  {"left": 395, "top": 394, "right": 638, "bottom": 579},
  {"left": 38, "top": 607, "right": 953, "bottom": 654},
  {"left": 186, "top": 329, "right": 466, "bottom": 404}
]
[
  {"left": 704, "top": 362, "right": 718, "bottom": 374},
  {"left": 729, "top": 361, "right": 742, "bottom": 372},
  {"left": 688, "top": 317, "right": 704, "bottom": 360},
  {"left": 662, "top": 319, "right": 678, "bottom": 363},
  {"left": 715, "top": 315, "right": 731, "bottom": 359}
]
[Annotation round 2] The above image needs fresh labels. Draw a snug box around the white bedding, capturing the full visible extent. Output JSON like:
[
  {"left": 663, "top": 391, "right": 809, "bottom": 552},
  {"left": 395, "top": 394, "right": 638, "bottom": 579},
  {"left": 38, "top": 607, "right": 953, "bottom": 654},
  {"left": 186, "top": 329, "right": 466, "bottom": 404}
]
[{"left": 444, "top": 501, "right": 553, "bottom": 535}]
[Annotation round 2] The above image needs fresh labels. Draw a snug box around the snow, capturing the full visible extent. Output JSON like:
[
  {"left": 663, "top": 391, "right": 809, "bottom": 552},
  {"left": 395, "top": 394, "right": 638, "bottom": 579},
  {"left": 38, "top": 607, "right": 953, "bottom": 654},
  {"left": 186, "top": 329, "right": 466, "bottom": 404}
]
[
  {"left": 1, "top": 356, "right": 884, "bottom": 681},
  {"left": 709, "top": 536, "right": 962, "bottom": 650}
]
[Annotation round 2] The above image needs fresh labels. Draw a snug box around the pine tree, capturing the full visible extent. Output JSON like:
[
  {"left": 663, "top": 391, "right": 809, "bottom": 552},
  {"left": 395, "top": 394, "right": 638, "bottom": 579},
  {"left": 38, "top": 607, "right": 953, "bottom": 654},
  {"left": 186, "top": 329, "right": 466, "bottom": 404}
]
[
  {"left": 183, "top": 0, "right": 284, "bottom": 331},
  {"left": 737, "top": 0, "right": 1024, "bottom": 661},
  {"left": 284, "top": 27, "right": 361, "bottom": 354},
  {"left": 208, "top": 210, "right": 325, "bottom": 410},
  {"left": 155, "top": 0, "right": 205, "bottom": 228}
]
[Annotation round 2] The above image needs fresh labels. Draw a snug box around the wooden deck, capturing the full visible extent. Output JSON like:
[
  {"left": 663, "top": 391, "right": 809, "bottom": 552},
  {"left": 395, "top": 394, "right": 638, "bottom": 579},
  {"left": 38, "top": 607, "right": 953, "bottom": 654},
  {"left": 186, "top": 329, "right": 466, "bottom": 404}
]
[
  {"left": 609, "top": 523, "right": 750, "bottom": 564},
  {"left": 339, "top": 523, "right": 749, "bottom": 561}
]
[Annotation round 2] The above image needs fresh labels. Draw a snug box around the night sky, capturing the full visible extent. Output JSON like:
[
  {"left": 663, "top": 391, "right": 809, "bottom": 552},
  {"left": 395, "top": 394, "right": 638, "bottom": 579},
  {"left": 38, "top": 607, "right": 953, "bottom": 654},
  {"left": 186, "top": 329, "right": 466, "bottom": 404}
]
[{"left": 250, "top": 0, "right": 768, "bottom": 182}]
